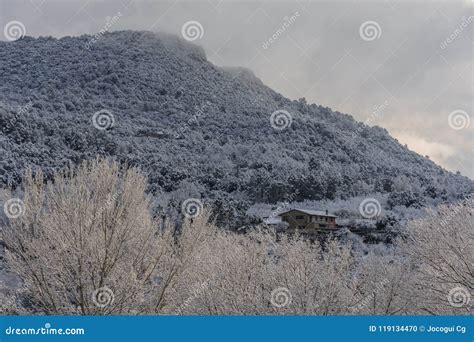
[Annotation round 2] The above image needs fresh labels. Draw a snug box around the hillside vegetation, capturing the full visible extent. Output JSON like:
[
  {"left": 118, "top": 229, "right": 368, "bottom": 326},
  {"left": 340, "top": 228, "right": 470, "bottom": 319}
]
[
  {"left": 1, "top": 160, "right": 471, "bottom": 315},
  {"left": 0, "top": 31, "right": 472, "bottom": 226}
]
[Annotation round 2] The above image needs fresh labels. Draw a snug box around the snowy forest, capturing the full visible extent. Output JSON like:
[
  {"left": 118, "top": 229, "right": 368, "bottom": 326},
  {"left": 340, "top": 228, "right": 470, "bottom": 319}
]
[
  {"left": 0, "top": 31, "right": 472, "bottom": 315},
  {"left": 0, "top": 160, "right": 472, "bottom": 315}
]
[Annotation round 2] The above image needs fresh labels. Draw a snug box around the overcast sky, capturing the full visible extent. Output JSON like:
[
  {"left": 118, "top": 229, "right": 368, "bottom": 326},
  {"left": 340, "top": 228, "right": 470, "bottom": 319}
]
[{"left": 1, "top": 0, "right": 473, "bottom": 178}]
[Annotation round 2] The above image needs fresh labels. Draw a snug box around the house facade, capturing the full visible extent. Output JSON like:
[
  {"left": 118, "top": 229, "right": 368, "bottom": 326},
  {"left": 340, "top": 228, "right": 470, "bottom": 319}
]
[{"left": 277, "top": 209, "right": 337, "bottom": 234}]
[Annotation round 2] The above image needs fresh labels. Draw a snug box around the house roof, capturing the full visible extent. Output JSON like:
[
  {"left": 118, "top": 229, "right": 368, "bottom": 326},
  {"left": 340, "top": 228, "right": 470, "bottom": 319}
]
[{"left": 277, "top": 208, "right": 337, "bottom": 218}]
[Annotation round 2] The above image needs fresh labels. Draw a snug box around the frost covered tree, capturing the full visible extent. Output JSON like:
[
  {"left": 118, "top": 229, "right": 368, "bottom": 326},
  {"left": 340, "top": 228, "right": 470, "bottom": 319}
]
[
  {"left": 1, "top": 160, "right": 472, "bottom": 315},
  {"left": 401, "top": 200, "right": 473, "bottom": 314},
  {"left": 351, "top": 253, "right": 414, "bottom": 315},
  {"left": 2, "top": 159, "right": 182, "bottom": 314}
]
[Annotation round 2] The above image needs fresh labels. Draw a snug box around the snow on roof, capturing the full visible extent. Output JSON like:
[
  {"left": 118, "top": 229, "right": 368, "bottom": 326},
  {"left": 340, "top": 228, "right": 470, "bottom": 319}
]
[
  {"left": 263, "top": 216, "right": 283, "bottom": 225},
  {"left": 277, "top": 208, "right": 337, "bottom": 218}
]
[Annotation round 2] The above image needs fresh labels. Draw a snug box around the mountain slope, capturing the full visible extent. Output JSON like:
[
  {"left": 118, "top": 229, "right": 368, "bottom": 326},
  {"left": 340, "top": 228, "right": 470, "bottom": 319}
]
[{"left": 0, "top": 31, "right": 472, "bottom": 224}]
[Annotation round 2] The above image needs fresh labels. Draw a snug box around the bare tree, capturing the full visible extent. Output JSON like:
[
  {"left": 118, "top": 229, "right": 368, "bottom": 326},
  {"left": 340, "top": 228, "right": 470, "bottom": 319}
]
[
  {"left": 2, "top": 159, "right": 180, "bottom": 314},
  {"left": 2, "top": 160, "right": 471, "bottom": 315},
  {"left": 401, "top": 200, "right": 473, "bottom": 314},
  {"left": 351, "top": 253, "right": 414, "bottom": 315}
]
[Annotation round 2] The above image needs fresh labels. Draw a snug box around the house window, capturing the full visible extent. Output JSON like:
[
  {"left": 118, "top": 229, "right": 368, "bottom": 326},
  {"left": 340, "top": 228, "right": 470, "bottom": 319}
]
[
  {"left": 325, "top": 217, "right": 328, "bottom": 222},
  {"left": 282, "top": 216, "right": 288, "bottom": 222},
  {"left": 295, "top": 215, "right": 305, "bottom": 220}
]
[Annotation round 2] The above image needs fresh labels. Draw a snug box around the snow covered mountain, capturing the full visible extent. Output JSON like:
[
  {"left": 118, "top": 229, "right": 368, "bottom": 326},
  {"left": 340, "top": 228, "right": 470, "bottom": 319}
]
[{"left": 0, "top": 31, "right": 472, "bottom": 224}]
